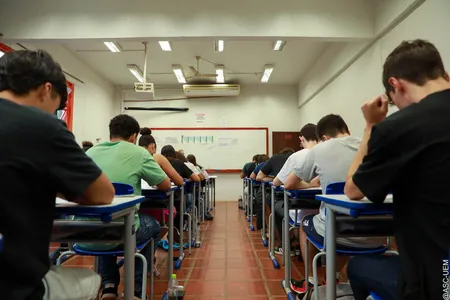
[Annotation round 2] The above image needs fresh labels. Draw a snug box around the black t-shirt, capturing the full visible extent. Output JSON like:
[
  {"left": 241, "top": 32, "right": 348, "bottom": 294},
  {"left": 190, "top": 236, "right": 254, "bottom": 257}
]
[
  {"left": 242, "top": 162, "right": 256, "bottom": 178},
  {"left": 168, "top": 158, "right": 193, "bottom": 198},
  {"left": 353, "top": 89, "right": 450, "bottom": 300},
  {"left": 261, "top": 153, "right": 292, "bottom": 177},
  {"left": 0, "top": 99, "right": 102, "bottom": 300}
]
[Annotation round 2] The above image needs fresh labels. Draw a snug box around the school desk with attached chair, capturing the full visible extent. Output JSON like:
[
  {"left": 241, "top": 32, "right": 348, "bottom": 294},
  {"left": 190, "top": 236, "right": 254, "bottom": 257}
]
[
  {"left": 315, "top": 192, "right": 395, "bottom": 300},
  {"left": 52, "top": 194, "right": 147, "bottom": 300},
  {"left": 281, "top": 186, "right": 322, "bottom": 300},
  {"left": 209, "top": 175, "right": 217, "bottom": 208}
]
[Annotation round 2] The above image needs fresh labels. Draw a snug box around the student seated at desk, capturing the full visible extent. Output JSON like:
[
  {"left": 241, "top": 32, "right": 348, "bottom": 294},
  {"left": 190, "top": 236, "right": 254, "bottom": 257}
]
[
  {"left": 0, "top": 50, "right": 115, "bottom": 300},
  {"left": 161, "top": 145, "right": 202, "bottom": 236},
  {"left": 187, "top": 154, "right": 210, "bottom": 180},
  {"left": 139, "top": 128, "right": 184, "bottom": 186},
  {"left": 256, "top": 148, "right": 295, "bottom": 182},
  {"left": 344, "top": 39, "right": 450, "bottom": 300},
  {"left": 271, "top": 124, "right": 320, "bottom": 255},
  {"left": 250, "top": 154, "right": 269, "bottom": 180},
  {"left": 240, "top": 154, "right": 259, "bottom": 178},
  {"left": 82, "top": 114, "right": 171, "bottom": 300},
  {"left": 176, "top": 152, "right": 204, "bottom": 180},
  {"left": 285, "top": 114, "right": 385, "bottom": 295}
]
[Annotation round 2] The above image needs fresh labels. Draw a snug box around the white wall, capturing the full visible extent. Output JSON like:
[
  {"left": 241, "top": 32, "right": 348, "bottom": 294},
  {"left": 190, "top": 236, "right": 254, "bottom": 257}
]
[
  {"left": 123, "top": 85, "right": 300, "bottom": 201},
  {"left": 18, "top": 43, "right": 119, "bottom": 143},
  {"left": 297, "top": 0, "right": 450, "bottom": 137}
]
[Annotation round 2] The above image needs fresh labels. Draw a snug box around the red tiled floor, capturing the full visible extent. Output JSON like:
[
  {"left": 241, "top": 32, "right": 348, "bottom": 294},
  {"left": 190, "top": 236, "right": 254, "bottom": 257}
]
[{"left": 54, "top": 202, "right": 309, "bottom": 299}]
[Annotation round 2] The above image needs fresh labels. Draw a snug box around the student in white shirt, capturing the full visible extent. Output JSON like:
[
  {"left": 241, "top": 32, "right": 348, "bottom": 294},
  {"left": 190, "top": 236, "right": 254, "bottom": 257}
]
[
  {"left": 271, "top": 124, "right": 320, "bottom": 255},
  {"left": 284, "top": 114, "right": 385, "bottom": 295}
]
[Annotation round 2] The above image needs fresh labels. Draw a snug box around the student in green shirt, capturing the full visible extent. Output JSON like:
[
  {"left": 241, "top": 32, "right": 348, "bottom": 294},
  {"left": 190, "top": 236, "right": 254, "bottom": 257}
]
[{"left": 86, "top": 114, "right": 171, "bottom": 300}]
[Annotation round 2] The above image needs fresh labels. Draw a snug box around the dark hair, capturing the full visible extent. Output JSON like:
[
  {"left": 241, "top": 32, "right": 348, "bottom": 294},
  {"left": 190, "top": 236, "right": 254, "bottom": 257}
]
[
  {"left": 161, "top": 145, "right": 177, "bottom": 159},
  {"left": 109, "top": 114, "right": 140, "bottom": 140},
  {"left": 176, "top": 152, "right": 188, "bottom": 162},
  {"left": 383, "top": 40, "right": 446, "bottom": 101},
  {"left": 0, "top": 50, "right": 68, "bottom": 109},
  {"left": 300, "top": 123, "right": 318, "bottom": 142},
  {"left": 317, "top": 114, "right": 349, "bottom": 140},
  {"left": 252, "top": 154, "right": 260, "bottom": 162},
  {"left": 82, "top": 141, "right": 93, "bottom": 152},
  {"left": 280, "top": 148, "right": 295, "bottom": 155},
  {"left": 138, "top": 127, "right": 156, "bottom": 147},
  {"left": 257, "top": 154, "right": 270, "bottom": 163},
  {"left": 186, "top": 154, "right": 197, "bottom": 166}
]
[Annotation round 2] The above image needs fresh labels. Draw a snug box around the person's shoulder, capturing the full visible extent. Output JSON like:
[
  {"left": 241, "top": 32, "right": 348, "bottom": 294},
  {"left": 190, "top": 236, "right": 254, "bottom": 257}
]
[{"left": 5, "top": 101, "right": 68, "bottom": 133}]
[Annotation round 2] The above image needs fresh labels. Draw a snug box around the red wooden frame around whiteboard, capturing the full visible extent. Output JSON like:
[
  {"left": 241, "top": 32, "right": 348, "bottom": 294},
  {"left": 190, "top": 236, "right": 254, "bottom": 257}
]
[{"left": 151, "top": 127, "right": 269, "bottom": 173}]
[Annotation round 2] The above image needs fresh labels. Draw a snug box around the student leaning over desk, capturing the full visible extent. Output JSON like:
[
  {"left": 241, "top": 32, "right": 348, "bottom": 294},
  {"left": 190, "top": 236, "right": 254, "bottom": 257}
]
[
  {"left": 0, "top": 50, "right": 115, "bottom": 300},
  {"left": 271, "top": 123, "right": 320, "bottom": 256},
  {"left": 79, "top": 114, "right": 171, "bottom": 300},
  {"left": 345, "top": 39, "right": 450, "bottom": 300},
  {"left": 284, "top": 114, "right": 386, "bottom": 296}
]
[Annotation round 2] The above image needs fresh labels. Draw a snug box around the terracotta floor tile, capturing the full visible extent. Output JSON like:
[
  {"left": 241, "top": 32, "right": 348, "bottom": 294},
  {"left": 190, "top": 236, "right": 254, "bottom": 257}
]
[
  {"left": 262, "top": 268, "right": 285, "bottom": 280},
  {"left": 190, "top": 268, "right": 226, "bottom": 281},
  {"left": 194, "top": 258, "right": 226, "bottom": 269},
  {"left": 266, "top": 280, "right": 286, "bottom": 296},
  {"left": 185, "top": 281, "right": 225, "bottom": 296},
  {"left": 226, "top": 281, "right": 268, "bottom": 296},
  {"left": 226, "top": 268, "right": 262, "bottom": 281}
]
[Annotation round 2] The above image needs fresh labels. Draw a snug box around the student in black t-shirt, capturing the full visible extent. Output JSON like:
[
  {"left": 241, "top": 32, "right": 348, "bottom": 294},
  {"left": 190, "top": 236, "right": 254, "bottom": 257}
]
[
  {"left": 161, "top": 145, "right": 200, "bottom": 246},
  {"left": 345, "top": 39, "right": 450, "bottom": 300},
  {"left": 240, "top": 154, "right": 259, "bottom": 178},
  {"left": 256, "top": 148, "right": 295, "bottom": 181},
  {"left": 0, "top": 50, "right": 115, "bottom": 300}
]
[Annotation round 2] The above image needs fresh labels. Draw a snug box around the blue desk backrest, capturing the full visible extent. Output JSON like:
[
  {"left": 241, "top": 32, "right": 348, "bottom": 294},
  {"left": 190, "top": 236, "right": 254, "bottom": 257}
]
[
  {"left": 0, "top": 233, "right": 3, "bottom": 253},
  {"left": 112, "top": 182, "right": 134, "bottom": 196},
  {"left": 325, "top": 182, "right": 345, "bottom": 195}
]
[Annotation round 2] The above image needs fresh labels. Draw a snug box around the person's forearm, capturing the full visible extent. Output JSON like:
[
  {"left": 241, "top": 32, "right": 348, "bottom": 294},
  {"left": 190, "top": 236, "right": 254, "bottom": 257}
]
[
  {"left": 262, "top": 176, "right": 274, "bottom": 182},
  {"left": 347, "top": 125, "right": 372, "bottom": 180},
  {"left": 295, "top": 180, "right": 313, "bottom": 189}
]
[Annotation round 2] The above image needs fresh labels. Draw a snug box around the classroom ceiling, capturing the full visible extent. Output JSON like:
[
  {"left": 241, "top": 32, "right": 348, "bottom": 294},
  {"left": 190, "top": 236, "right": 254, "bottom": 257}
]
[
  {"left": 61, "top": 39, "right": 330, "bottom": 86},
  {"left": 0, "top": 0, "right": 389, "bottom": 87}
]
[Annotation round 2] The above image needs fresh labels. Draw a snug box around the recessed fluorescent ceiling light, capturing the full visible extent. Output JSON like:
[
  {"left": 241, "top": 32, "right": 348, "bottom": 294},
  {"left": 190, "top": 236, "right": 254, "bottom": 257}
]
[
  {"left": 127, "top": 64, "right": 144, "bottom": 83},
  {"left": 273, "top": 40, "right": 286, "bottom": 51},
  {"left": 159, "top": 41, "right": 172, "bottom": 51},
  {"left": 214, "top": 40, "right": 224, "bottom": 52},
  {"left": 104, "top": 42, "right": 121, "bottom": 52},
  {"left": 261, "top": 65, "right": 274, "bottom": 83},
  {"left": 215, "top": 65, "right": 225, "bottom": 83},
  {"left": 172, "top": 65, "right": 186, "bottom": 83}
]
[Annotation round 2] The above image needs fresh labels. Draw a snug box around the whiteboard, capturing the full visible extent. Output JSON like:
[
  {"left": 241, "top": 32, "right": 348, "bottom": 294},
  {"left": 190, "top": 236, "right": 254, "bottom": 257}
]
[{"left": 150, "top": 128, "right": 267, "bottom": 170}]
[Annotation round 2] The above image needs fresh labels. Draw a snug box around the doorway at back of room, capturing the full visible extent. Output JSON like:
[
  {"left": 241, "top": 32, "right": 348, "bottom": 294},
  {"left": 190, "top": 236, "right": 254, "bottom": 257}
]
[{"left": 272, "top": 131, "right": 302, "bottom": 154}]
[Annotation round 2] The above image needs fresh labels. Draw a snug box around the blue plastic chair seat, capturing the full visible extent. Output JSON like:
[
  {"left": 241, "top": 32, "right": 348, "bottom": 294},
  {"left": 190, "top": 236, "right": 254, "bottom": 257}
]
[
  {"left": 73, "top": 240, "right": 150, "bottom": 256},
  {"left": 370, "top": 291, "right": 383, "bottom": 300},
  {"left": 306, "top": 234, "right": 388, "bottom": 255}
]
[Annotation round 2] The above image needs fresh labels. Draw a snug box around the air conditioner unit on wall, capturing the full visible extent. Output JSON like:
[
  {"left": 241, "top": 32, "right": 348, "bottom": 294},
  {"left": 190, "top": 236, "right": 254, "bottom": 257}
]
[{"left": 183, "top": 84, "right": 240, "bottom": 98}]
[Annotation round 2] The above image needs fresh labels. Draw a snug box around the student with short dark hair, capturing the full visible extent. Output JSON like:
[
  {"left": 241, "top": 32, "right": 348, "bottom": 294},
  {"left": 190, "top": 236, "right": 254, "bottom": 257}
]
[
  {"left": 271, "top": 124, "right": 320, "bottom": 255},
  {"left": 240, "top": 154, "right": 259, "bottom": 178},
  {"left": 82, "top": 141, "right": 94, "bottom": 152},
  {"left": 0, "top": 50, "right": 115, "bottom": 300},
  {"left": 83, "top": 114, "right": 171, "bottom": 300},
  {"left": 345, "top": 39, "right": 450, "bottom": 300},
  {"left": 256, "top": 148, "right": 294, "bottom": 181},
  {"left": 250, "top": 154, "right": 270, "bottom": 180},
  {"left": 284, "top": 114, "right": 385, "bottom": 295}
]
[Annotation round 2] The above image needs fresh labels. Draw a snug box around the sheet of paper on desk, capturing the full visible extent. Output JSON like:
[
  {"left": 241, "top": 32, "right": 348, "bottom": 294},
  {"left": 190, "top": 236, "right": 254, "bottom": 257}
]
[{"left": 141, "top": 179, "right": 158, "bottom": 190}]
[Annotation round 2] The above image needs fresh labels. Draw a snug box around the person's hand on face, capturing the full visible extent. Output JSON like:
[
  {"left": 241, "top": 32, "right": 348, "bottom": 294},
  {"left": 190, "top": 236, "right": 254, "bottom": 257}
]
[{"left": 361, "top": 95, "right": 389, "bottom": 126}]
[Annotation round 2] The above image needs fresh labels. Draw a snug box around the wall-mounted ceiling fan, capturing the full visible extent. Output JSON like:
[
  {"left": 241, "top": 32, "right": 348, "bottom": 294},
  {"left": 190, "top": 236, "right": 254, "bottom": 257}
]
[{"left": 186, "top": 56, "right": 217, "bottom": 80}]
